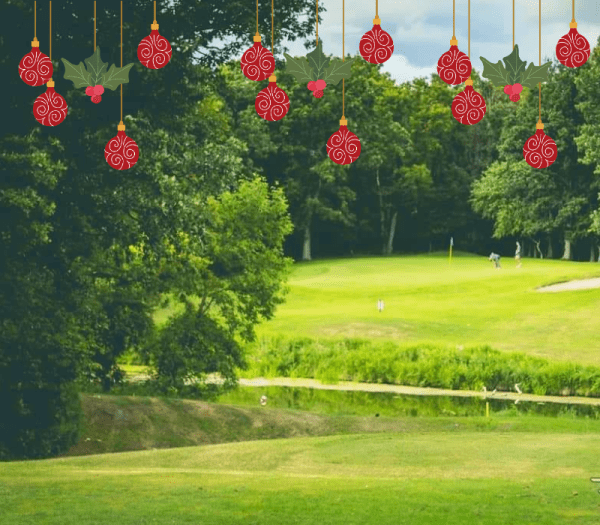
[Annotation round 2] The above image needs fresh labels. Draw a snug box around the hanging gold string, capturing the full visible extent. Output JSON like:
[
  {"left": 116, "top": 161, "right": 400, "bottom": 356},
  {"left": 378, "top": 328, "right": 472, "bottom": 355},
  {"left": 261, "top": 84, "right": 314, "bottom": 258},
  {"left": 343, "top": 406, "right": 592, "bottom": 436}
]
[
  {"left": 94, "top": 1, "right": 96, "bottom": 50},
  {"left": 271, "top": 0, "right": 274, "bottom": 55},
  {"left": 256, "top": 0, "right": 259, "bottom": 35},
  {"left": 512, "top": 0, "right": 514, "bottom": 49},
  {"left": 452, "top": 0, "right": 455, "bottom": 39},
  {"left": 154, "top": 1, "right": 157, "bottom": 23},
  {"left": 538, "top": 0, "right": 541, "bottom": 122},
  {"left": 342, "top": 0, "right": 345, "bottom": 118},
  {"left": 572, "top": 0, "right": 575, "bottom": 22},
  {"left": 316, "top": 0, "right": 318, "bottom": 46},
  {"left": 49, "top": 1, "right": 51, "bottom": 61},
  {"left": 121, "top": 1, "right": 123, "bottom": 123},
  {"left": 468, "top": 0, "right": 470, "bottom": 58},
  {"left": 376, "top": 0, "right": 378, "bottom": 18},
  {"left": 34, "top": 1, "right": 37, "bottom": 40}
]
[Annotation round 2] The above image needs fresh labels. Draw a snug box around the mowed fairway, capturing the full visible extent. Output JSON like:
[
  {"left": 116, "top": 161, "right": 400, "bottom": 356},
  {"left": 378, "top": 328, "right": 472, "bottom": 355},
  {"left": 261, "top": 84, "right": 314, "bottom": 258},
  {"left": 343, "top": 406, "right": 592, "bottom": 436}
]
[
  {"left": 253, "top": 253, "right": 600, "bottom": 366},
  {"left": 2, "top": 426, "right": 600, "bottom": 524}
]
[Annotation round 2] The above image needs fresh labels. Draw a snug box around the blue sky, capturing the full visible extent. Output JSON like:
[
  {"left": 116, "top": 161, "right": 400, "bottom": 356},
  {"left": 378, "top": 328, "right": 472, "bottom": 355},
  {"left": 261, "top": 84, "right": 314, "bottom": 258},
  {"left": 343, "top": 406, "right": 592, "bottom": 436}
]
[{"left": 281, "top": 0, "right": 600, "bottom": 84}]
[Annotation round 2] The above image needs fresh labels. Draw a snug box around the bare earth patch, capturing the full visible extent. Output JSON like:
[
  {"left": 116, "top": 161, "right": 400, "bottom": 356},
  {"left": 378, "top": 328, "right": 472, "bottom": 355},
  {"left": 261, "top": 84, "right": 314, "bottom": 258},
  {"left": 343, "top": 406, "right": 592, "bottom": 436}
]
[{"left": 537, "top": 277, "right": 600, "bottom": 293}]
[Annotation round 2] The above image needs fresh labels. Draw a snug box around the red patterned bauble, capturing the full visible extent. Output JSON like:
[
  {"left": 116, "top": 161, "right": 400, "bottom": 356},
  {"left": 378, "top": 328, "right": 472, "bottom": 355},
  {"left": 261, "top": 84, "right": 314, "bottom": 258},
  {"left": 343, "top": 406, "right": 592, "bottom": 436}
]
[
  {"left": 19, "top": 39, "right": 53, "bottom": 87},
  {"left": 255, "top": 75, "right": 289, "bottom": 121},
  {"left": 523, "top": 121, "right": 557, "bottom": 169},
  {"left": 33, "top": 80, "right": 67, "bottom": 127},
  {"left": 138, "top": 22, "right": 172, "bottom": 69},
  {"left": 327, "top": 118, "right": 361, "bottom": 165},
  {"left": 451, "top": 79, "right": 486, "bottom": 125},
  {"left": 437, "top": 38, "right": 472, "bottom": 85},
  {"left": 241, "top": 34, "right": 276, "bottom": 81},
  {"left": 105, "top": 122, "right": 140, "bottom": 170},
  {"left": 556, "top": 21, "right": 590, "bottom": 68},
  {"left": 359, "top": 16, "right": 394, "bottom": 64}
]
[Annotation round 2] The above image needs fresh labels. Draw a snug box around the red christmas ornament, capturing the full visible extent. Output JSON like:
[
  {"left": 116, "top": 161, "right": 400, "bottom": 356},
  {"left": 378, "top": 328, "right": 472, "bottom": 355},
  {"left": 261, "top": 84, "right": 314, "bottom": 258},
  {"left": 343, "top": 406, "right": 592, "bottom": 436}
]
[
  {"left": 33, "top": 80, "right": 67, "bottom": 127},
  {"left": 19, "top": 38, "right": 53, "bottom": 87},
  {"left": 327, "top": 118, "right": 361, "bottom": 165},
  {"left": 255, "top": 75, "right": 289, "bottom": 121},
  {"left": 241, "top": 34, "right": 276, "bottom": 81},
  {"left": 523, "top": 120, "right": 557, "bottom": 169},
  {"left": 437, "top": 37, "right": 472, "bottom": 85},
  {"left": 105, "top": 122, "right": 139, "bottom": 170},
  {"left": 556, "top": 21, "right": 590, "bottom": 68},
  {"left": 138, "top": 21, "right": 172, "bottom": 69},
  {"left": 359, "top": 16, "right": 394, "bottom": 64},
  {"left": 451, "top": 79, "right": 486, "bottom": 125}
]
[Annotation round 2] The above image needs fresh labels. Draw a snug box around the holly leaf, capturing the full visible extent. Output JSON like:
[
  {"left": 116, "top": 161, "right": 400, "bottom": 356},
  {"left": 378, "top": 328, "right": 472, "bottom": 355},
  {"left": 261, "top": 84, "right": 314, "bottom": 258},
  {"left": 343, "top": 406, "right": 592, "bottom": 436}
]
[
  {"left": 61, "top": 58, "right": 92, "bottom": 88},
  {"left": 323, "top": 57, "right": 355, "bottom": 86},
  {"left": 283, "top": 53, "right": 313, "bottom": 83},
  {"left": 84, "top": 46, "right": 108, "bottom": 86},
  {"left": 502, "top": 45, "right": 527, "bottom": 84},
  {"left": 519, "top": 61, "right": 551, "bottom": 89},
  {"left": 306, "top": 41, "right": 330, "bottom": 81},
  {"left": 480, "top": 56, "right": 510, "bottom": 86},
  {"left": 101, "top": 63, "right": 135, "bottom": 91}
]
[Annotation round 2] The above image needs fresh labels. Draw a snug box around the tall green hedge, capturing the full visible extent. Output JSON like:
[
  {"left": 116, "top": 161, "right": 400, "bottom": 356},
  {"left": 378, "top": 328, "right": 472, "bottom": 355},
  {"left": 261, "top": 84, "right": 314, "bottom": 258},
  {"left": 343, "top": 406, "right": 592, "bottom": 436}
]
[{"left": 241, "top": 336, "right": 600, "bottom": 397}]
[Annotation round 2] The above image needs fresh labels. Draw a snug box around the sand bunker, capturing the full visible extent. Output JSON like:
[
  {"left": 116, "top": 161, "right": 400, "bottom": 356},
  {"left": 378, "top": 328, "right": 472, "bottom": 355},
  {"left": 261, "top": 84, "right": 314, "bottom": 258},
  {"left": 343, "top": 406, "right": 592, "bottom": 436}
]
[{"left": 537, "top": 277, "right": 600, "bottom": 293}]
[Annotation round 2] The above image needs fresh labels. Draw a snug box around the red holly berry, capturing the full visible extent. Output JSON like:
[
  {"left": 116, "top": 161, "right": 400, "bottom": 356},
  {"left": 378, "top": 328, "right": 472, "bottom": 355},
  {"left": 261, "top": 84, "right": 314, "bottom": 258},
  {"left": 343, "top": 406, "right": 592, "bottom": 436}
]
[
  {"left": 512, "top": 83, "right": 523, "bottom": 95},
  {"left": 510, "top": 93, "right": 520, "bottom": 102},
  {"left": 92, "top": 95, "right": 102, "bottom": 104},
  {"left": 307, "top": 81, "right": 317, "bottom": 91},
  {"left": 85, "top": 86, "right": 95, "bottom": 96},
  {"left": 314, "top": 90, "right": 324, "bottom": 98},
  {"left": 504, "top": 84, "right": 513, "bottom": 95},
  {"left": 93, "top": 85, "right": 105, "bottom": 96},
  {"left": 315, "top": 79, "right": 327, "bottom": 90}
]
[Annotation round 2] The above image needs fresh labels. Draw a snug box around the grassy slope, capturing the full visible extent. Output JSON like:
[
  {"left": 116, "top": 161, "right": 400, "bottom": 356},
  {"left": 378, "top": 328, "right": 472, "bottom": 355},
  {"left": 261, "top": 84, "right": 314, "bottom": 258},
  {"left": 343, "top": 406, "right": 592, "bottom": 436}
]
[
  {"left": 241, "top": 254, "right": 600, "bottom": 365},
  {"left": 4, "top": 420, "right": 600, "bottom": 524}
]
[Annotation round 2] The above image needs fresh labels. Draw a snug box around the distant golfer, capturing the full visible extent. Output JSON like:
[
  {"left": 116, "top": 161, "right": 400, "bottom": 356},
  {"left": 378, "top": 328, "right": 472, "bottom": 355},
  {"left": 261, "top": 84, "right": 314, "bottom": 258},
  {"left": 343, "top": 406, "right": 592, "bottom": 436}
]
[
  {"left": 489, "top": 252, "right": 501, "bottom": 269},
  {"left": 377, "top": 299, "right": 384, "bottom": 313},
  {"left": 260, "top": 395, "right": 267, "bottom": 406},
  {"left": 515, "top": 242, "right": 522, "bottom": 268}
]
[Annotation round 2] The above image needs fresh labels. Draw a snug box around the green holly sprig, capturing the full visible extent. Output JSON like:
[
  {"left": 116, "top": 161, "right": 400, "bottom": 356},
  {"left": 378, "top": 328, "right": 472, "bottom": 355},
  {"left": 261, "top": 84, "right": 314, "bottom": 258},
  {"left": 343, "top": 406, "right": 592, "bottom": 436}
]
[
  {"left": 61, "top": 47, "right": 134, "bottom": 102},
  {"left": 284, "top": 41, "right": 354, "bottom": 98},
  {"left": 480, "top": 45, "right": 550, "bottom": 96}
]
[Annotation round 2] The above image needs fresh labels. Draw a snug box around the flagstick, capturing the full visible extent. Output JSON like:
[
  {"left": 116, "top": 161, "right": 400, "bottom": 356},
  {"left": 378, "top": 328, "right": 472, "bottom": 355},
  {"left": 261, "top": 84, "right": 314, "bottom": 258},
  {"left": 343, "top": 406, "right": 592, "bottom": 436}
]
[{"left": 449, "top": 238, "right": 453, "bottom": 265}]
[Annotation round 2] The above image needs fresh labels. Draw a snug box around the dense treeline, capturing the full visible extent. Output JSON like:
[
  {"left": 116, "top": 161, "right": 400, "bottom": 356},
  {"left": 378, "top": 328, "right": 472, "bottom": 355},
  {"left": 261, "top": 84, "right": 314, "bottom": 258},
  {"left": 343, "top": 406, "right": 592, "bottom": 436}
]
[{"left": 218, "top": 46, "right": 600, "bottom": 261}]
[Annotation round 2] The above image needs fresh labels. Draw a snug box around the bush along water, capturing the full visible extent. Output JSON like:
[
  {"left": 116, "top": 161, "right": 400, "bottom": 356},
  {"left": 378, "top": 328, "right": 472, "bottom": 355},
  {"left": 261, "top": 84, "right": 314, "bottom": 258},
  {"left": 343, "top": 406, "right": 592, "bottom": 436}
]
[{"left": 240, "top": 336, "right": 600, "bottom": 398}]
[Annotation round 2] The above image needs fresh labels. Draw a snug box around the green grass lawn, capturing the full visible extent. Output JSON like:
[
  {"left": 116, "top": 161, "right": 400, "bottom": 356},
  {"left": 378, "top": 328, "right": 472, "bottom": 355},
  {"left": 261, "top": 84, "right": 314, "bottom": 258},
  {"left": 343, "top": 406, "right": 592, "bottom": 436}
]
[
  {"left": 3, "top": 420, "right": 600, "bottom": 524},
  {"left": 239, "top": 253, "right": 600, "bottom": 366}
]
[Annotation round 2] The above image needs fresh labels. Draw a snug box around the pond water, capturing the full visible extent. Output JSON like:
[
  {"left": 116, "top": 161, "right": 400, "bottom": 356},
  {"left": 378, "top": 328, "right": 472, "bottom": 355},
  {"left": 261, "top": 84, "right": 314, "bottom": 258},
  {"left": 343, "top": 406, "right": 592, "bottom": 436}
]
[{"left": 216, "top": 385, "right": 600, "bottom": 419}]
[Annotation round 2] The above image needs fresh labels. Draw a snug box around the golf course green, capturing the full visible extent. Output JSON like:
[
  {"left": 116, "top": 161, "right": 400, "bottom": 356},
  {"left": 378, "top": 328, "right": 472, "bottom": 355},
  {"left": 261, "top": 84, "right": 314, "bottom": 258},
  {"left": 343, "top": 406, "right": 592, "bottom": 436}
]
[{"left": 5, "top": 253, "right": 600, "bottom": 524}]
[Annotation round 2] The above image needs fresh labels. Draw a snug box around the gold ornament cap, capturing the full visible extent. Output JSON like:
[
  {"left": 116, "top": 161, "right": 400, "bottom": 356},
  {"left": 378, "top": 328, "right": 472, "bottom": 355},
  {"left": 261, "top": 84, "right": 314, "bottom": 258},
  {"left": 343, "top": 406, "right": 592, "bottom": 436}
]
[
  {"left": 268, "top": 75, "right": 277, "bottom": 82},
  {"left": 373, "top": 16, "right": 381, "bottom": 25},
  {"left": 570, "top": 20, "right": 577, "bottom": 29},
  {"left": 151, "top": 22, "right": 159, "bottom": 30},
  {"left": 32, "top": 37, "right": 40, "bottom": 47},
  {"left": 47, "top": 79, "right": 55, "bottom": 88},
  {"left": 465, "top": 78, "right": 473, "bottom": 86},
  {"left": 450, "top": 37, "right": 458, "bottom": 46},
  {"left": 536, "top": 119, "right": 544, "bottom": 130},
  {"left": 118, "top": 121, "right": 126, "bottom": 131},
  {"left": 340, "top": 117, "right": 348, "bottom": 126},
  {"left": 254, "top": 33, "right": 262, "bottom": 42}
]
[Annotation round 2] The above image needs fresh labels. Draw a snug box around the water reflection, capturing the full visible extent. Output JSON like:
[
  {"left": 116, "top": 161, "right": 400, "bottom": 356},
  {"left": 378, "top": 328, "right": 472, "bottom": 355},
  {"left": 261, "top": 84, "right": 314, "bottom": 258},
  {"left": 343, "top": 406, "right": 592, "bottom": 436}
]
[{"left": 217, "top": 385, "right": 600, "bottom": 419}]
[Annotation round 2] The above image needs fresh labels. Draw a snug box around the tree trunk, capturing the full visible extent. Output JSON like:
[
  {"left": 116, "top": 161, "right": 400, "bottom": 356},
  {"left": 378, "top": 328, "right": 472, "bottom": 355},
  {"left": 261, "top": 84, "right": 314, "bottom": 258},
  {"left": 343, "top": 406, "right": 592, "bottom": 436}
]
[
  {"left": 546, "top": 236, "right": 553, "bottom": 259},
  {"left": 533, "top": 239, "right": 543, "bottom": 259},
  {"left": 302, "top": 225, "right": 311, "bottom": 261},
  {"left": 562, "top": 236, "right": 572, "bottom": 260},
  {"left": 385, "top": 211, "right": 398, "bottom": 256},
  {"left": 376, "top": 168, "right": 386, "bottom": 255}
]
